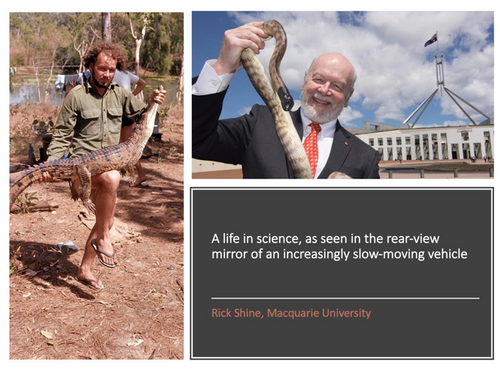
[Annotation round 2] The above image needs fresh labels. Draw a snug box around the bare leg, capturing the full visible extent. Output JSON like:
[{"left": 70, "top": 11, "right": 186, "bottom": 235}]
[
  {"left": 121, "top": 124, "right": 147, "bottom": 186},
  {"left": 77, "top": 170, "right": 121, "bottom": 283}
]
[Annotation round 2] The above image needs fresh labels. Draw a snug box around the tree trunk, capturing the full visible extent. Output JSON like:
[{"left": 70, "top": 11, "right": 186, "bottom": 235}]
[
  {"left": 134, "top": 39, "right": 142, "bottom": 76},
  {"left": 128, "top": 13, "right": 149, "bottom": 76},
  {"left": 176, "top": 59, "right": 184, "bottom": 106},
  {"left": 34, "top": 65, "right": 41, "bottom": 102},
  {"left": 45, "top": 60, "right": 55, "bottom": 103},
  {"left": 74, "top": 32, "right": 96, "bottom": 73},
  {"left": 102, "top": 13, "right": 112, "bottom": 42}
]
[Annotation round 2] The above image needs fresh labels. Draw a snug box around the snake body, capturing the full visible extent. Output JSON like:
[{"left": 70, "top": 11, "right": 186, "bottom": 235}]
[{"left": 240, "top": 20, "right": 313, "bottom": 179}]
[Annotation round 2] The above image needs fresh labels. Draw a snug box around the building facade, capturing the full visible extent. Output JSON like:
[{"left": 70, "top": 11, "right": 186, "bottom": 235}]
[{"left": 355, "top": 122, "right": 494, "bottom": 161}]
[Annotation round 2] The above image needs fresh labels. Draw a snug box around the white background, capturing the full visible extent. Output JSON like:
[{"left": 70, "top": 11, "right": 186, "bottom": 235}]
[{"left": 2, "top": 1, "right": 498, "bottom": 372}]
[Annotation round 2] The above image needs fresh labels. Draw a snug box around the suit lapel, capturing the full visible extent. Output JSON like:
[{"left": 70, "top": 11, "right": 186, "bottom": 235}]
[
  {"left": 318, "top": 121, "right": 353, "bottom": 178},
  {"left": 284, "top": 109, "right": 304, "bottom": 178},
  {"left": 291, "top": 109, "right": 303, "bottom": 136}
]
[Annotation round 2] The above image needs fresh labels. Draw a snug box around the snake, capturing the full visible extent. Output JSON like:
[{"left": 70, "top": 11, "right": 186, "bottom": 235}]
[{"left": 240, "top": 20, "right": 313, "bottom": 179}]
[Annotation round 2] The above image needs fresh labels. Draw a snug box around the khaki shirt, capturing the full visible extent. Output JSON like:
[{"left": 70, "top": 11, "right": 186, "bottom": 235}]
[{"left": 47, "top": 82, "right": 147, "bottom": 161}]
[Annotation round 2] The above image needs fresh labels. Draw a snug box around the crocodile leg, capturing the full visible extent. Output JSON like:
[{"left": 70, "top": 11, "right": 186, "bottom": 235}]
[
  {"left": 125, "top": 163, "right": 136, "bottom": 186},
  {"left": 76, "top": 164, "right": 95, "bottom": 214},
  {"left": 69, "top": 174, "right": 81, "bottom": 201}
]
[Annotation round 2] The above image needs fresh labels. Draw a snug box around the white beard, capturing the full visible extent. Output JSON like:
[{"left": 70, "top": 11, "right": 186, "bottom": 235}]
[{"left": 300, "top": 93, "right": 343, "bottom": 124}]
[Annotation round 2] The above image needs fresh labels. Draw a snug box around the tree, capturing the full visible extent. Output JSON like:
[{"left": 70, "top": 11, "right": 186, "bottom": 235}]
[
  {"left": 127, "top": 12, "right": 153, "bottom": 76},
  {"left": 176, "top": 59, "right": 184, "bottom": 105},
  {"left": 140, "top": 13, "right": 183, "bottom": 75},
  {"left": 9, "top": 12, "right": 184, "bottom": 85},
  {"left": 102, "top": 13, "right": 112, "bottom": 42},
  {"left": 68, "top": 13, "right": 101, "bottom": 72},
  {"left": 9, "top": 13, "right": 73, "bottom": 101}
]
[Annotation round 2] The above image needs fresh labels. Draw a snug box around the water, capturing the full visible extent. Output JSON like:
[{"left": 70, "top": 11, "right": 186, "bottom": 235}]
[
  {"left": 10, "top": 84, "right": 66, "bottom": 106},
  {"left": 9, "top": 76, "right": 179, "bottom": 106},
  {"left": 141, "top": 77, "right": 179, "bottom": 106}
]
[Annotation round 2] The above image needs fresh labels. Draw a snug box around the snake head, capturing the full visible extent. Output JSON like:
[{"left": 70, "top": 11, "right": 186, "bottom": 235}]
[{"left": 277, "top": 87, "right": 294, "bottom": 111}]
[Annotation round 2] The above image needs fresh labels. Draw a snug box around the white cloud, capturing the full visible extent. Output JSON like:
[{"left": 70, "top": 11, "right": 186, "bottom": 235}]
[
  {"left": 338, "top": 106, "right": 364, "bottom": 127},
  {"left": 229, "top": 11, "right": 493, "bottom": 126},
  {"left": 439, "top": 44, "right": 494, "bottom": 123},
  {"left": 442, "top": 120, "right": 468, "bottom": 127},
  {"left": 412, "top": 119, "right": 473, "bottom": 128},
  {"left": 237, "top": 106, "right": 252, "bottom": 116}
]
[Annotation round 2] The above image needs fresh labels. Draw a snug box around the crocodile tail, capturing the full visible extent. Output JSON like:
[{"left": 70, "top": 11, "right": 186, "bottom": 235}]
[
  {"left": 9, "top": 166, "right": 46, "bottom": 211},
  {"left": 9, "top": 163, "right": 72, "bottom": 212}
]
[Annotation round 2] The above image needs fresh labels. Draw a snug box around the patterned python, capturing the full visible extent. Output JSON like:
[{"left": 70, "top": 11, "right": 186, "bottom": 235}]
[{"left": 240, "top": 20, "right": 313, "bottom": 179}]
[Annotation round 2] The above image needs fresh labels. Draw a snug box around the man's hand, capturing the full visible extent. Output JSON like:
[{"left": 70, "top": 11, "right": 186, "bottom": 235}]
[
  {"left": 213, "top": 21, "right": 268, "bottom": 76},
  {"left": 39, "top": 171, "right": 53, "bottom": 182},
  {"left": 149, "top": 86, "right": 167, "bottom": 105}
]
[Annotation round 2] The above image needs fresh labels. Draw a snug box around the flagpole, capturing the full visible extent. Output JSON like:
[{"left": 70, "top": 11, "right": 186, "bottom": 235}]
[
  {"left": 435, "top": 31, "right": 443, "bottom": 96},
  {"left": 436, "top": 30, "right": 440, "bottom": 56},
  {"left": 404, "top": 30, "right": 491, "bottom": 127}
]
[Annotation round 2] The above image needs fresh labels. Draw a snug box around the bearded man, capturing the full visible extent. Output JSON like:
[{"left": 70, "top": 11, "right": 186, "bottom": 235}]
[
  {"left": 192, "top": 21, "right": 379, "bottom": 179},
  {"left": 42, "top": 42, "right": 166, "bottom": 290}
]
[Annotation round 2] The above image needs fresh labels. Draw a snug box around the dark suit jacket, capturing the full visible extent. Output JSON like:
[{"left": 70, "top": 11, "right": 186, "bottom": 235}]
[{"left": 192, "top": 88, "right": 380, "bottom": 178}]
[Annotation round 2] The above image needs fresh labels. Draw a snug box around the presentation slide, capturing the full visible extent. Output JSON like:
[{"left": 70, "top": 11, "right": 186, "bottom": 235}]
[{"left": 191, "top": 188, "right": 492, "bottom": 359}]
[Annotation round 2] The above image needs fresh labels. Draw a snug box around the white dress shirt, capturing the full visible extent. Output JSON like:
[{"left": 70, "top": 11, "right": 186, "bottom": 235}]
[
  {"left": 192, "top": 60, "right": 233, "bottom": 95},
  {"left": 193, "top": 60, "right": 337, "bottom": 178},
  {"left": 299, "top": 112, "right": 337, "bottom": 178}
]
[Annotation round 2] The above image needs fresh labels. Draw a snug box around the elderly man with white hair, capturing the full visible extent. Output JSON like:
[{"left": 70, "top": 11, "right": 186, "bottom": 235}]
[{"left": 193, "top": 21, "right": 380, "bottom": 179}]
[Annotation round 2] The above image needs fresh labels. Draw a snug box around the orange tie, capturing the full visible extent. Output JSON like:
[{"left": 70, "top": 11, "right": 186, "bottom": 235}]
[{"left": 303, "top": 123, "right": 322, "bottom": 177}]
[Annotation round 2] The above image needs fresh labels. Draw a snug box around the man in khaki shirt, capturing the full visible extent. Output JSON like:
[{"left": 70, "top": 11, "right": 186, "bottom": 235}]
[
  {"left": 47, "top": 78, "right": 147, "bottom": 160},
  {"left": 44, "top": 42, "right": 166, "bottom": 290}
]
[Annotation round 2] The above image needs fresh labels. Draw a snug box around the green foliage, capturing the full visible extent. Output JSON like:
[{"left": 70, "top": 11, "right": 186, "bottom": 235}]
[
  {"left": 9, "top": 12, "right": 183, "bottom": 76},
  {"left": 129, "top": 13, "right": 184, "bottom": 75},
  {"left": 9, "top": 140, "right": 29, "bottom": 156},
  {"left": 10, "top": 13, "right": 73, "bottom": 68},
  {"left": 164, "top": 206, "right": 183, "bottom": 218},
  {"left": 9, "top": 245, "right": 21, "bottom": 275},
  {"left": 157, "top": 106, "right": 169, "bottom": 124},
  {"left": 31, "top": 118, "right": 54, "bottom": 135},
  {"left": 15, "top": 191, "right": 39, "bottom": 213},
  {"left": 67, "top": 13, "right": 102, "bottom": 70}
]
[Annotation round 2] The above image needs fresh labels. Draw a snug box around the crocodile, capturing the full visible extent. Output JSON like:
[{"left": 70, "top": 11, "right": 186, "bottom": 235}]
[{"left": 9, "top": 98, "right": 159, "bottom": 213}]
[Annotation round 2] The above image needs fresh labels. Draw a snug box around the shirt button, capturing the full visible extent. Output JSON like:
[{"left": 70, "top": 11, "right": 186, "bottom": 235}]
[{"left": 210, "top": 80, "right": 218, "bottom": 87}]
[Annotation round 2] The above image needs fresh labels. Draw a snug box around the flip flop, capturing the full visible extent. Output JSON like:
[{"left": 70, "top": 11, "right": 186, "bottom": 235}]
[
  {"left": 75, "top": 276, "right": 104, "bottom": 291},
  {"left": 91, "top": 240, "right": 119, "bottom": 268},
  {"left": 130, "top": 182, "right": 149, "bottom": 188}
]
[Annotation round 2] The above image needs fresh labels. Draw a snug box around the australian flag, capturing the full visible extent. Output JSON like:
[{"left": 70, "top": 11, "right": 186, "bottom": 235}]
[{"left": 424, "top": 33, "right": 438, "bottom": 47}]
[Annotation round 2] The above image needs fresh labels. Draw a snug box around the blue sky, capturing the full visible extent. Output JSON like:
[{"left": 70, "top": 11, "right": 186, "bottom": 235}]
[{"left": 192, "top": 11, "right": 494, "bottom": 129}]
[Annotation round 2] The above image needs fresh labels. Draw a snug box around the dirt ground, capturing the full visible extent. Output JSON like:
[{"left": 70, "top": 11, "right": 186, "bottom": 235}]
[{"left": 9, "top": 103, "right": 184, "bottom": 359}]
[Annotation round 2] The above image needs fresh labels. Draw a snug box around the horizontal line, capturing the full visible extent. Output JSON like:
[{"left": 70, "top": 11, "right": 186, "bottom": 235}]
[
  {"left": 212, "top": 297, "right": 480, "bottom": 300},
  {"left": 193, "top": 356, "right": 492, "bottom": 360}
]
